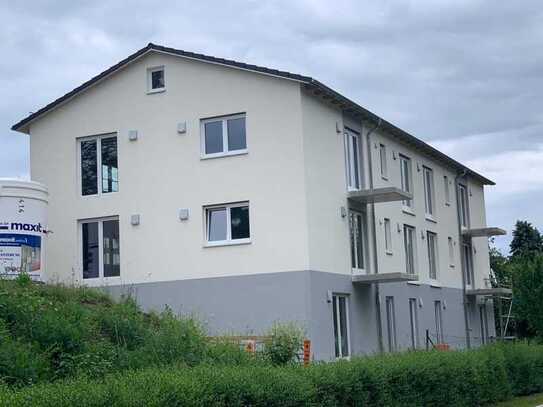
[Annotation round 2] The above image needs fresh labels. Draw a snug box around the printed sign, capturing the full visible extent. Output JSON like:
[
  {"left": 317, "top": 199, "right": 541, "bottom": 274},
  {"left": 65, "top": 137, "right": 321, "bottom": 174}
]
[{"left": 0, "top": 234, "right": 41, "bottom": 274}]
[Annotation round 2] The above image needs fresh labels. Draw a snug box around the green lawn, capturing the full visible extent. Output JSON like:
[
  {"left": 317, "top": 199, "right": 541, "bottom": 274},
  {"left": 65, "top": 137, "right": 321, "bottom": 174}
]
[{"left": 495, "top": 393, "right": 543, "bottom": 407}]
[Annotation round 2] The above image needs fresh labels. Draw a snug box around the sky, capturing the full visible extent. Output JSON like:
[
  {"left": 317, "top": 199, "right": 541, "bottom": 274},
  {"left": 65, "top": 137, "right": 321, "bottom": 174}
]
[{"left": 1, "top": 1, "right": 542, "bottom": 254}]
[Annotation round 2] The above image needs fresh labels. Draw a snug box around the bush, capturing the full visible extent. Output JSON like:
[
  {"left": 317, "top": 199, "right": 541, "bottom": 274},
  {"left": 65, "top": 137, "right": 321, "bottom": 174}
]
[
  {"left": 6, "top": 343, "right": 543, "bottom": 406},
  {"left": 263, "top": 322, "right": 305, "bottom": 365}
]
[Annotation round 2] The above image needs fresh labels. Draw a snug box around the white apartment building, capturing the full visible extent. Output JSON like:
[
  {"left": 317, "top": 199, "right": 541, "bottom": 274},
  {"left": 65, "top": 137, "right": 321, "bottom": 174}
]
[{"left": 12, "top": 43, "right": 507, "bottom": 360}]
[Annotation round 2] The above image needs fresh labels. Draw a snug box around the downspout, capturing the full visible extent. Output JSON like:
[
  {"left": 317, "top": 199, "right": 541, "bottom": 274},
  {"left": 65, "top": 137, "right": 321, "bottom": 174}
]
[
  {"left": 366, "top": 118, "right": 383, "bottom": 352},
  {"left": 455, "top": 169, "right": 471, "bottom": 349}
]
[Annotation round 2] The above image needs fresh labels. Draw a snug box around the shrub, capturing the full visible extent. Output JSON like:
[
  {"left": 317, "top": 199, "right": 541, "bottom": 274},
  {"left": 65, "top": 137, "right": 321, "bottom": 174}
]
[
  {"left": 263, "top": 322, "right": 305, "bottom": 365},
  {"left": 4, "top": 343, "right": 539, "bottom": 406}
]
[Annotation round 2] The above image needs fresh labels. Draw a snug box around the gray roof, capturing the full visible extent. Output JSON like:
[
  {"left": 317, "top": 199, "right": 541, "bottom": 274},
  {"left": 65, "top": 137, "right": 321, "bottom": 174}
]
[{"left": 11, "top": 43, "right": 494, "bottom": 185}]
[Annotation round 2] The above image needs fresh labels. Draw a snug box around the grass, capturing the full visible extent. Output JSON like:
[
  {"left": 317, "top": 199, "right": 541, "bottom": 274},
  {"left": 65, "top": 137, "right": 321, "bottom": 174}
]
[
  {"left": 494, "top": 393, "right": 543, "bottom": 407},
  {"left": 0, "top": 275, "right": 256, "bottom": 386}
]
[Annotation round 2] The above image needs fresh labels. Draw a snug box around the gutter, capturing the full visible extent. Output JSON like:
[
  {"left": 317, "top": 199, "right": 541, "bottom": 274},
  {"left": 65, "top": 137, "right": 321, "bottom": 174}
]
[
  {"left": 455, "top": 169, "right": 471, "bottom": 349},
  {"left": 366, "top": 118, "right": 384, "bottom": 353}
]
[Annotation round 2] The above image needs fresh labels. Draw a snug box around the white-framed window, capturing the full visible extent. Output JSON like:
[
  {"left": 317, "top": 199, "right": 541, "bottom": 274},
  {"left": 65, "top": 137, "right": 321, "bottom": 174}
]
[
  {"left": 349, "top": 210, "right": 367, "bottom": 272},
  {"left": 423, "top": 166, "right": 435, "bottom": 217},
  {"left": 80, "top": 217, "right": 120, "bottom": 280},
  {"left": 458, "top": 184, "right": 469, "bottom": 228},
  {"left": 344, "top": 128, "right": 362, "bottom": 191},
  {"left": 384, "top": 218, "right": 392, "bottom": 254},
  {"left": 79, "top": 134, "right": 118, "bottom": 196},
  {"left": 444, "top": 175, "right": 451, "bottom": 205},
  {"left": 409, "top": 298, "right": 419, "bottom": 349},
  {"left": 448, "top": 237, "right": 455, "bottom": 267},
  {"left": 386, "top": 296, "right": 397, "bottom": 352},
  {"left": 379, "top": 143, "right": 388, "bottom": 179},
  {"left": 427, "top": 231, "right": 438, "bottom": 281},
  {"left": 204, "top": 202, "right": 250, "bottom": 246},
  {"left": 403, "top": 224, "right": 416, "bottom": 275},
  {"left": 462, "top": 243, "right": 474, "bottom": 287},
  {"left": 332, "top": 294, "right": 350, "bottom": 358},
  {"left": 147, "top": 66, "right": 165, "bottom": 93},
  {"left": 201, "top": 114, "right": 247, "bottom": 158},
  {"left": 435, "top": 300, "right": 444, "bottom": 343},
  {"left": 399, "top": 154, "right": 412, "bottom": 208}
]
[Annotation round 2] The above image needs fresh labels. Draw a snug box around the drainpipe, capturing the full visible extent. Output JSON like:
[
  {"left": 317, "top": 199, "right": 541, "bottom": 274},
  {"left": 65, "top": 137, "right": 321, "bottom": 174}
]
[
  {"left": 366, "top": 118, "right": 383, "bottom": 352},
  {"left": 455, "top": 169, "right": 471, "bottom": 349}
]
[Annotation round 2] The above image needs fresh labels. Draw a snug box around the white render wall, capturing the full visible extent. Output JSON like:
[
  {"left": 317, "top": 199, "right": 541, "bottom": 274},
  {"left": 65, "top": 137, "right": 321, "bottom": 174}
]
[
  {"left": 27, "top": 50, "right": 492, "bottom": 291},
  {"left": 29, "top": 52, "right": 311, "bottom": 285},
  {"left": 299, "top": 86, "right": 491, "bottom": 290}
]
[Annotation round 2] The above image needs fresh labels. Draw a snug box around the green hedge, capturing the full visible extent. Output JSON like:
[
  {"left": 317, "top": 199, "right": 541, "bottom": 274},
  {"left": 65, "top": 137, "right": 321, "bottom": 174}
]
[{"left": 1, "top": 343, "right": 542, "bottom": 406}]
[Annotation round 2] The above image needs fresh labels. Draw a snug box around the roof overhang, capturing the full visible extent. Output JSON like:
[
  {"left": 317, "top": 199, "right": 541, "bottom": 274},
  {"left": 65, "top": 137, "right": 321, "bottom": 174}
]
[
  {"left": 352, "top": 272, "right": 419, "bottom": 284},
  {"left": 462, "top": 227, "right": 507, "bottom": 238},
  {"left": 348, "top": 187, "right": 412, "bottom": 204},
  {"left": 302, "top": 81, "right": 495, "bottom": 186}
]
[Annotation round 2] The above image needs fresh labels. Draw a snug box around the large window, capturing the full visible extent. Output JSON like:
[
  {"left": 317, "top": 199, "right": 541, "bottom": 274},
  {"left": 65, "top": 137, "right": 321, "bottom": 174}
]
[
  {"left": 448, "top": 237, "right": 455, "bottom": 267},
  {"left": 379, "top": 143, "right": 388, "bottom": 179},
  {"left": 435, "top": 301, "right": 444, "bottom": 343},
  {"left": 201, "top": 114, "right": 247, "bottom": 158},
  {"left": 349, "top": 210, "right": 367, "bottom": 272},
  {"left": 423, "top": 166, "right": 435, "bottom": 217},
  {"left": 344, "top": 128, "right": 362, "bottom": 190},
  {"left": 403, "top": 225, "right": 416, "bottom": 275},
  {"left": 384, "top": 218, "right": 392, "bottom": 254},
  {"left": 399, "top": 155, "right": 412, "bottom": 208},
  {"left": 205, "top": 202, "right": 250, "bottom": 245},
  {"left": 409, "top": 298, "right": 419, "bottom": 349},
  {"left": 479, "top": 305, "right": 489, "bottom": 345},
  {"left": 386, "top": 296, "right": 397, "bottom": 352},
  {"left": 462, "top": 243, "right": 474, "bottom": 287},
  {"left": 427, "top": 231, "right": 438, "bottom": 280},
  {"left": 444, "top": 175, "right": 451, "bottom": 205},
  {"left": 332, "top": 294, "right": 350, "bottom": 358},
  {"left": 458, "top": 184, "right": 469, "bottom": 228},
  {"left": 80, "top": 134, "right": 118, "bottom": 196},
  {"left": 81, "top": 217, "right": 120, "bottom": 280}
]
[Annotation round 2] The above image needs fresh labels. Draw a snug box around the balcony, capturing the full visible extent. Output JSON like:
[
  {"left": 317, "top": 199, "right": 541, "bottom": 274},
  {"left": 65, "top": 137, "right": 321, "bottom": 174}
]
[
  {"left": 466, "top": 287, "right": 512, "bottom": 297},
  {"left": 347, "top": 187, "right": 412, "bottom": 204},
  {"left": 352, "top": 272, "right": 419, "bottom": 284},
  {"left": 462, "top": 227, "right": 506, "bottom": 238}
]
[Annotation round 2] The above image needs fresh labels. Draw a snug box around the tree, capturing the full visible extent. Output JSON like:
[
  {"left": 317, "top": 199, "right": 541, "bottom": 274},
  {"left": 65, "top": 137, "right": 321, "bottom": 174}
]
[
  {"left": 511, "top": 255, "right": 543, "bottom": 339},
  {"left": 489, "top": 245, "right": 511, "bottom": 288},
  {"left": 510, "top": 221, "right": 543, "bottom": 259}
]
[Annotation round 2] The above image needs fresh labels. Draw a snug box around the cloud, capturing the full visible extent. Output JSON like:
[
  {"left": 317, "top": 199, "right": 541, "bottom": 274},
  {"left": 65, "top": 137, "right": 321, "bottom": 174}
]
[{"left": 1, "top": 1, "right": 542, "bottom": 253}]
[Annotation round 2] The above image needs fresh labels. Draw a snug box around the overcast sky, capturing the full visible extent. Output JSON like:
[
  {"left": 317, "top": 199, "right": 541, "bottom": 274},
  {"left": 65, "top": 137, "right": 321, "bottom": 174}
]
[{"left": 1, "top": 1, "right": 542, "bottom": 254}]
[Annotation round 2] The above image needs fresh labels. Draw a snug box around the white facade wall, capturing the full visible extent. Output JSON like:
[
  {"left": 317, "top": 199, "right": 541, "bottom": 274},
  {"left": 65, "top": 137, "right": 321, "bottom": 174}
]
[
  {"left": 29, "top": 52, "right": 311, "bottom": 285},
  {"left": 27, "top": 50, "right": 492, "bottom": 294},
  {"left": 299, "top": 89, "right": 491, "bottom": 291}
]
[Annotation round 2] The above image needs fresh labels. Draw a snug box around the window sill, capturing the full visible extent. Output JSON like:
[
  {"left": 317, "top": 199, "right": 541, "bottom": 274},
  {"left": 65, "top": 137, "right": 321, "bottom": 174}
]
[
  {"left": 80, "top": 191, "right": 119, "bottom": 199},
  {"left": 430, "top": 281, "right": 442, "bottom": 288},
  {"left": 425, "top": 215, "right": 437, "bottom": 223},
  {"left": 147, "top": 88, "right": 165, "bottom": 95},
  {"left": 407, "top": 280, "right": 421, "bottom": 286},
  {"left": 402, "top": 207, "right": 416, "bottom": 216},
  {"left": 204, "top": 239, "right": 251, "bottom": 248},
  {"left": 201, "top": 150, "right": 248, "bottom": 160}
]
